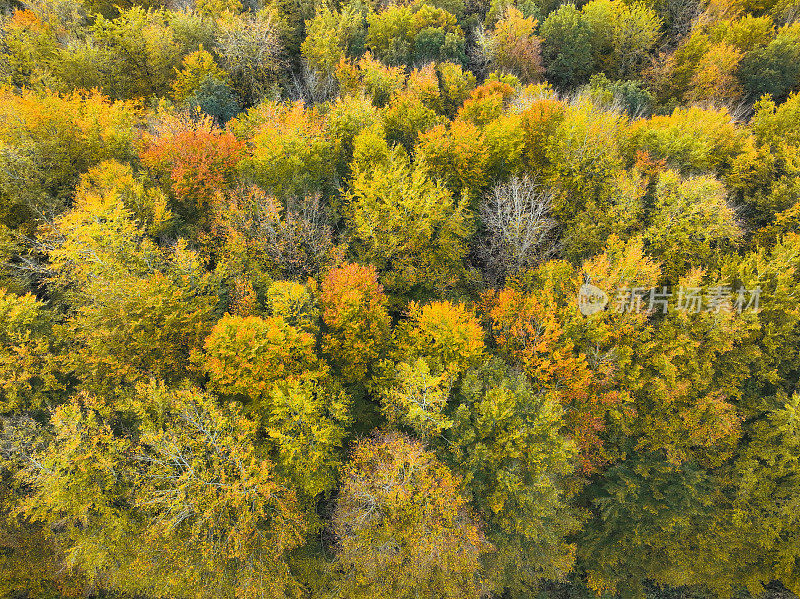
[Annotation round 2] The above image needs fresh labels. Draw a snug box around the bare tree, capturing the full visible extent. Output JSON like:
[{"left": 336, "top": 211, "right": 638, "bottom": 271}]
[
  {"left": 291, "top": 60, "right": 339, "bottom": 104},
  {"left": 479, "top": 175, "right": 558, "bottom": 286},
  {"left": 218, "top": 185, "right": 339, "bottom": 280}
]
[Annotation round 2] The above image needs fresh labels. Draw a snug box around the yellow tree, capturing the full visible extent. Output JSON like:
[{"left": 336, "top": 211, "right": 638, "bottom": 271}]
[
  {"left": 378, "top": 301, "right": 485, "bottom": 437},
  {"left": 0, "top": 290, "right": 66, "bottom": 414},
  {"left": 45, "top": 166, "right": 215, "bottom": 394},
  {"left": 332, "top": 432, "right": 490, "bottom": 599},
  {"left": 344, "top": 149, "right": 473, "bottom": 301}
]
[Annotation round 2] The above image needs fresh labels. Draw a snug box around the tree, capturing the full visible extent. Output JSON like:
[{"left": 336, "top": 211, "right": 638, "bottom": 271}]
[
  {"left": 301, "top": 4, "right": 366, "bottom": 100},
  {"left": 417, "top": 120, "right": 490, "bottom": 196},
  {"left": 336, "top": 52, "right": 406, "bottom": 107},
  {"left": 622, "top": 274, "right": 744, "bottom": 467},
  {"left": 195, "top": 0, "right": 243, "bottom": 19},
  {"left": 738, "top": 27, "right": 800, "bottom": 102},
  {"left": 686, "top": 42, "right": 744, "bottom": 105},
  {"left": 202, "top": 313, "right": 323, "bottom": 408},
  {"left": 381, "top": 357, "right": 454, "bottom": 437},
  {"left": 449, "top": 358, "right": 579, "bottom": 592},
  {"left": 558, "top": 166, "right": 648, "bottom": 262},
  {"left": 129, "top": 383, "right": 310, "bottom": 598},
  {"left": 645, "top": 170, "right": 741, "bottom": 282},
  {"left": 365, "top": 1, "right": 466, "bottom": 66},
  {"left": 436, "top": 62, "right": 478, "bottom": 117},
  {"left": 611, "top": 2, "right": 661, "bottom": 79},
  {"left": 719, "top": 233, "right": 800, "bottom": 418},
  {"left": 237, "top": 100, "right": 334, "bottom": 199},
  {"left": 332, "top": 432, "right": 489, "bottom": 599},
  {"left": 0, "top": 88, "right": 139, "bottom": 232},
  {"left": 264, "top": 378, "right": 350, "bottom": 498},
  {"left": 184, "top": 78, "right": 242, "bottom": 125},
  {"left": 723, "top": 392, "right": 800, "bottom": 595},
  {"left": 171, "top": 46, "right": 240, "bottom": 123},
  {"left": 481, "top": 7, "right": 544, "bottom": 83},
  {"left": 751, "top": 91, "right": 800, "bottom": 149},
  {"left": 381, "top": 87, "right": 444, "bottom": 152},
  {"left": 325, "top": 93, "right": 380, "bottom": 181},
  {"left": 479, "top": 174, "right": 558, "bottom": 285},
  {"left": 516, "top": 92, "right": 567, "bottom": 172},
  {"left": 543, "top": 97, "right": 625, "bottom": 222},
  {"left": 320, "top": 263, "right": 391, "bottom": 386},
  {"left": 45, "top": 173, "right": 215, "bottom": 394},
  {"left": 344, "top": 149, "right": 473, "bottom": 300},
  {"left": 484, "top": 284, "right": 616, "bottom": 473},
  {"left": 75, "top": 160, "right": 173, "bottom": 238},
  {"left": 709, "top": 14, "right": 774, "bottom": 53},
  {"left": 540, "top": 4, "right": 594, "bottom": 88},
  {"left": 4, "top": 384, "right": 310, "bottom": 598},
  {"left": 378, "top": 300, "right": 485, "bottom": 437},
  {"left": 83, "top": 7, "right": 200, "bottom": 100},
  {"left": 626, "top": 105, "right": 749, "bottom": 176},
  {"left": 578, "top": 453, "right": 727, "bottom": 598},
  {"left": 141, "top": 117, "right": 243, "bottom": 231},
  {"left": 485, "top": 236, "right": 662, "bottom": 473},
  {"left": 582, "top": 0, "right": 615, "bottom": 72},
  {"left": 215, "top": 10, "right": 284, "bottom": 106},
  {"left": 0, "top": 290, "right": 66, "bottom": 414},
  {"left": 0, "top": 7, "right": 61, "bottom": 90},
  {"left": 456, "top": 80, "right": 516, "bottom": 126},
  {"left": 394, "top": 300, "right": 486, "bottom": 379},
  {"left": 588, "top": 73, "right": 654, "bottom": 116},
  {"left": 265, "top": 279, "right": 320, "bottom": 335},
  {"left": 728, "top": 92, "right": 800, "bottom": 233},
  {"left": 1, "top": 394, "right": 134, "bottom": 595},
  {"left": 212, "top": 185, "right": 337, "bottom": 289}
]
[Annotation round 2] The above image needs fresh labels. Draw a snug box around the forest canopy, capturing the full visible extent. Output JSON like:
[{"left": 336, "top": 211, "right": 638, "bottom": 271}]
[{"left": 0, "top": 0, "right": 800, "bottom": 597}]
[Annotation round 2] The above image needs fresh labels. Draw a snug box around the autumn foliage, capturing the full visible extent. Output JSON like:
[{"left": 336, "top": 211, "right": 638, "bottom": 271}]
[{"left": 1, "top": 0, "right": 800, "bottom": 598}]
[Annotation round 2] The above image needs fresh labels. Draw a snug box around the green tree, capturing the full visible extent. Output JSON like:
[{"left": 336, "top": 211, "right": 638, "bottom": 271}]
[
  {"left": 540, "top": 4, "right": 594, "bottom": 87},
  {"left": 738, "top": 27, "right": 800, "bottom": 102},
  {"left": 4, "top": 384, "right": 310, "bottom": 598},
  {"left": 611, "top": 2, "right": 661, "bottom": 79},
  {"left": 578, "top": 453, "right": 726, "bottom": 598},
  {"left": 237, "top": 100, "right": 334, "bottom": 199},
  {"left": 264, "top": 378, "right": 350, "bottom": 497},
  {"left": 365, "top": 1, "right": 466, "bottom": 66},
  {"left": 265, "top": 279, "right": 320, "bottom": 334},
  {"left": 301, "top": 3, "right": 366, "bottom": 99},
  {"left": 626, "top": 105, "right": 749, "bottom": 176},
  {"left": 449, "top": 358, "right": 579, "bottom": 592},
  {"left": 215, "top": 10, "right": 285, "bottom": 106},
  {"left": 45, "top": 175, "right": 215, "bottom": 394},
  {"left": 723, "top": 392, "right": 800, "bottom": 595},
  {"left": 84, "top": 7, "right": 202, "bottom": 100}
]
